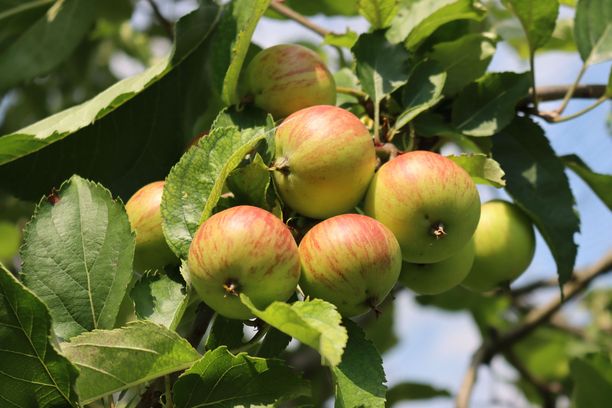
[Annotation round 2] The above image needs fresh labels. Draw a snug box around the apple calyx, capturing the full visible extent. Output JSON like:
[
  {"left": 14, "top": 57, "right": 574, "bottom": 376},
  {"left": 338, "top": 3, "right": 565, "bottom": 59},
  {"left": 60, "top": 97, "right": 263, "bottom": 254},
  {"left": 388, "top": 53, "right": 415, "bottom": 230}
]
[
  {"left": 223, "top": 279, "right": 240, "bottom": 297},
  {"left": 431, "top": 222, "right": 447, "bottom": 239}
]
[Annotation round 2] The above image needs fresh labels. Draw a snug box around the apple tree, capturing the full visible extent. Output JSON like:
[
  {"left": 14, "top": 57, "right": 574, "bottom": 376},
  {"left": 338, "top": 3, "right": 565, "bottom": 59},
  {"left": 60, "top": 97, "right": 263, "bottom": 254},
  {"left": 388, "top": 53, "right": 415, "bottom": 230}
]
[{"left": 0, "top": 0, "right": 611, "bottom": 407}]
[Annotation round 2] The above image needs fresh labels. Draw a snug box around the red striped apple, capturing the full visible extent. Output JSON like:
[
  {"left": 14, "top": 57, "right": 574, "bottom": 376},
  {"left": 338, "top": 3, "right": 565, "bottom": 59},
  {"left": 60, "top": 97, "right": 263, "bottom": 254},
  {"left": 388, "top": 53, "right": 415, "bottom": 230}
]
[
  {"left": 187, "top": 205, "right": 300, "bottom": 319},
  {"left": 400, "top": 238, "right": 475, "bottom": 295},
  {"left": 126, "top": 181, "right": 177, "bottom": 272},
  {"left": 273, "top": 105, "right": 376, "bottom": 219},
  {"left": 364, "top": 151, "right": 480, "bottom": 263},
  {"left": 462, "top": 200, "right": 535, "bottom": 292},
  {"left": 244, "top": 44, "right": 336, "bottom": 118},
  {"left": 299, "top": 214, "right": 402, "bottom": 317}
]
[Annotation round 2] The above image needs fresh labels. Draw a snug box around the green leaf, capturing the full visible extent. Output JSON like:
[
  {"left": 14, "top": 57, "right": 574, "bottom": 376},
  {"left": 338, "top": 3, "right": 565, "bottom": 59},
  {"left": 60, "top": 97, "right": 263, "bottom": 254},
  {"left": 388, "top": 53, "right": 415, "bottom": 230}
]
[
  {"left": 574, "top": 0, "right": 612, "bottom": 65},
  {"left": 62, "top": 321, "right": 200, "bottom": 404},
  {"left": 0, "top": 3, "right": 222, "bottom": 201},
  {"left": 174, "top": 346, "right": 309, "bottom": 407},
  {"left": 562, "top": 154, "right": 612, "bottom": 210},
  {"left": 205, "top": 315, "right": 244, "bottom": 351},
  {"left": 363, "top": 299, "right": 397, "bottom": 354},
  {"left": 0, "top": 0, "right": 95, "bottom": 92},
  {"left": 571, "top": 353, "right": 612, "bottom": 408},
  {"left": 452, "top": 72, "right": 531, "bottom": 136},
  {"left": 257, "top": 327, "right": 292, "bottom": 358},
  {"left": 386, "top": 0, "right": 486, "bottom": 48},
  {"left": 227, "top": 154, "right": 278, "bottom": 212},
  {"left": 414, "top": 113, "right": 491, "bottom": 153},
  {"left": 332, "top": 320, "right": 387, "bottom": 408},
  {"left": 335, "top": 67, "right": 362, "bottom": 107},
  {"left": 492, "top": 117, "right": 579, "bottom": 285},
  {"left": 358, "top": 0, "right": 399, "bottom": 29},
  {"left": 512, "top": 328, "right": 574, "bottom": 381},
  {"left": 0, "top": 221, "right": 20, "bottom": 264},
  {"left": 352, "top": 30, "right": 410, "bottom": 139},
  {"left": 428, "top": 33, "right": 497, "bottom": 95},
  {"left": 393, "top": 61, "right": 446, "bottom": 131},
  {"left": 386, "top": 382, "right": 451, "bottom": 404},
  {"left": 0, "top": 0, "right": 51, "bottom": 49},
  {"left": 353, "top": 31, "right": 410, "bottom": 103},
  {"left": 209, "top": 0, "right": 270, "bottom": 105},
  {"left": 324, "top": 29, "right": 360, "bottom": 48},
  {"left": 131, "top": 274, "right": 189, "bottom": 330},
  {"left": 0, "top": 264, "right": 79, "bottom": 407},
  {"left": 20, "top": 175, "right": 135, "bottom": 339},
  {"left": 503, "top": 0, "right": 559, "bottom": 54},
  {"left": 241, "top": 295, "right": 348, "bottom": 367},
  {"left": 161, "top": 126, "right": 269, "bottom": 259},
  {"left": 447, "top": 153, "right": 506, "bottom": 187}
]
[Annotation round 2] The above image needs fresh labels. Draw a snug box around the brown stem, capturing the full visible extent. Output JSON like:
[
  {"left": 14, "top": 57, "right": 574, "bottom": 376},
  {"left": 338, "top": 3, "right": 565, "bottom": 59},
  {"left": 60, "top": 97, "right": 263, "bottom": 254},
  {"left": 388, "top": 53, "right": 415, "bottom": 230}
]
[
  {"left": 269, "top": 1, "right": 333, "bottom": 37},
  {"left": 456, "top": 250, "right": 612, "bottom": 408},
  {"left": 530, "top": 84, "right": 608, "bottom": 104},
  {"left": 147, "top": 0, "right": 174, "bottom": 40},
  {"left": 375, "top": 143, "right": 402, "bottom": 161}
]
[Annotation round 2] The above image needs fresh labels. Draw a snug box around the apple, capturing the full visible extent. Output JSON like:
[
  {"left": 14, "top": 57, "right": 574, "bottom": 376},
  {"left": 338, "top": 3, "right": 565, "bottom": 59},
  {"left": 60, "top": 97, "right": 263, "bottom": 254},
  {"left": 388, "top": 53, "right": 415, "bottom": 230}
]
[
  {"left": 244, "top": 44, "right": 336, "bottom": 118},
  {"left": 462, "top": 200, "right": 535, "bottom": 292},
  {"left": 187, "top": 205, "right": 300, "bottom": 320},
  {"left": 125, "top": 181, "right": 177, "bottom": 272},
  {"left": 364, "top": 150, "right": 480, "bottom": 263},
  {"left": 400, "top": 238, "right": 475, "bottom": 295},
  {"left": 273, "top": 105, "right": 376, "bottom": 219},
  {"left": 299, "top": 214, "right": 402, "bottom": 317}
]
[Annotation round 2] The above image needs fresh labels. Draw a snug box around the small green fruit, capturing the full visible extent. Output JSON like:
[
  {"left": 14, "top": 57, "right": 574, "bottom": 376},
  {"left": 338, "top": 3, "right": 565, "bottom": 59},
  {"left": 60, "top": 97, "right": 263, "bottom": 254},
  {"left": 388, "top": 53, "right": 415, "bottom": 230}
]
[
  {"left": 245, "top": 44, "right": 336, "bottom": 118},
  {"left": 273, "top": 105, "right": 376, "bottom": 219},
  {"left": 462, "top": 200, "right": 536, "bottom": 292},
  {"left": 125, "top": 181, "right": 177, "bottom": 272},
  {"left": 400, "top": 238, "right": 475, "bottom": 295},
  {"left": 188, "top": 205, "right": 300, "bottom": 320},
  {"left": 299, "top": 214, "right": 402, "bottom": 317},
  {"left": 364, "top": 151, "right": 480, "bottom": 263}
]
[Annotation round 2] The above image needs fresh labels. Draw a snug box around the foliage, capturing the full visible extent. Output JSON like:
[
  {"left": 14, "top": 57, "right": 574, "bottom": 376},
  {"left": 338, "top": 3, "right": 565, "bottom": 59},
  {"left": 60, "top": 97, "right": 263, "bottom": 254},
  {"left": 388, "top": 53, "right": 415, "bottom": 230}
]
[{"left": 0, "top": 0, "right": 610, "bottom": 407}]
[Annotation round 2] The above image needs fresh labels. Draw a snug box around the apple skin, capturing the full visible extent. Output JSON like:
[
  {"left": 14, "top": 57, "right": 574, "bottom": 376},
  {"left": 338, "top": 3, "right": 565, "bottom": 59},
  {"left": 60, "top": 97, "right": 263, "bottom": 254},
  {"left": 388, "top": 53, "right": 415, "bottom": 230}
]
[
  {"left": 125, "top": 181, "right": 177, "bottom": 272},
  {"left": 245, "top": 44, "right": 336, "bottom": 118},
  {"left": 364, "top": 151, "right": 480, "bottom": 263},
  {"left": 299, "top": 214, "right": 402, "bottom": 317},
  {"left": 187, "top": 205, "right": 300, "bottom": 320},
  {"left": 273, "top": 105, "right": 376, "bottom": 219},
  {"left": 400, "top": 238, "right": 475, "bottom": 295},
  {"left": 462, "top": 200, "right": 535, "bottom": 292}
]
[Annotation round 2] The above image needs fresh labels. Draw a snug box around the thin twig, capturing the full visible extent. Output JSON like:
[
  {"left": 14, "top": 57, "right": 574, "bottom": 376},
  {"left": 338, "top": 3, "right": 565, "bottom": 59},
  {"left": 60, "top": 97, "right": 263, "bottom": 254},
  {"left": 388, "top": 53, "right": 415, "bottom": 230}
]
[
  {"left": 456, "top": 251, "right": 612, "bottom": 408},
  {"left": 147, "top": 0, "right": 174, "bottom": 40},
  {"left": 269, "top": 1, "right": 333, "bottom": 37},
  {"left": 556, "top": 63, "right": 588, "bottom": 115},
  {"left": 336, "top": 86, "right": 368, "bottom": 99},
  {"left": 375, "top": 143, "right": 402, "bottom": 161}
]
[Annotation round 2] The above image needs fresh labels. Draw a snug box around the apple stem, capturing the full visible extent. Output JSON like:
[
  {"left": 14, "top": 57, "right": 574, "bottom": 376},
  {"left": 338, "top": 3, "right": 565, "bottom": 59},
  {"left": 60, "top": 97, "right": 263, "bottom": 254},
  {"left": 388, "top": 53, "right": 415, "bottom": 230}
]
[
  {"left": 269, "top": 157, "right": 290, "bottom": 175},
  {"left": 366, "top": 297, "right": 382, "bottom": 317},
  {"left": 431, "top": 222, "right": 446, "bottom": 239}
]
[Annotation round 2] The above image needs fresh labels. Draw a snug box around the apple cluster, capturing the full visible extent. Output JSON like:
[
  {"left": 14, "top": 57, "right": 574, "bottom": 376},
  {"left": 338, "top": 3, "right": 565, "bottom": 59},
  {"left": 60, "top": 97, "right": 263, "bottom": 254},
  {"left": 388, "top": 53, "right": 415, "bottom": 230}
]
[{"left": 125, "top": 44, "right": 536, "bottom": 321}]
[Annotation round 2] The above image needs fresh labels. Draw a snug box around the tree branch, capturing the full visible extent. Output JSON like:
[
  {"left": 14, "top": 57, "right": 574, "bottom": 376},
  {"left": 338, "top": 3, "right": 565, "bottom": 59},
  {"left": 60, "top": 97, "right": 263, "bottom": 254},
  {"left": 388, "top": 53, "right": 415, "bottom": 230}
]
[
  {"left": 531, "top": 84, "right": 609, "bottom": 104},
  {"left": 269, "top": 1, "right": 333, "bottom": 37},
  {"left": 456, "top": 250, "right": 612, "bottom": 408},
  {"left": 147, "top": 0, "right": 174, "bottom": 40}
]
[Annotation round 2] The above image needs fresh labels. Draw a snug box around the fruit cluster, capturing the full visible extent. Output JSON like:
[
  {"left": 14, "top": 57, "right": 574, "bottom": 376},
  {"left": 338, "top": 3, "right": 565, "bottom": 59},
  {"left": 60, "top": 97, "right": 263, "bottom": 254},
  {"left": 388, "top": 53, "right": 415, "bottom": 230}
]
[{"left": 125, "top": 44, "right": 536, "bottom": 320}]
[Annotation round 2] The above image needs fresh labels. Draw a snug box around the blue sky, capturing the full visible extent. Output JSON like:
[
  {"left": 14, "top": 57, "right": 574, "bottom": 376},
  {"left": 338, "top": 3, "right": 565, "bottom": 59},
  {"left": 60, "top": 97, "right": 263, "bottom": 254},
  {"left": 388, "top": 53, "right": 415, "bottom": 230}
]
[{"left": 252, "top": 10, "right": 612, "bottom": 408}]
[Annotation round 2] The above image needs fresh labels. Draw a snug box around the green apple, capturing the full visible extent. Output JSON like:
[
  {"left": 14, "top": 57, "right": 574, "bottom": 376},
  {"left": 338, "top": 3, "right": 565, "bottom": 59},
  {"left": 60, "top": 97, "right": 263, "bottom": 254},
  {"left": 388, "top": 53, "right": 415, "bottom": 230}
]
[
  {"left": 364, "top": 150, "right": 481, "bottom": 263},
  {"left": 462, "top": 200, "right": 535, "bottom": 292},
  {"left": 244, "top": 44, "right": 336, "bottom": 118},
  {"left": 299, "top": 214, "right": 402, "bottom": 317},
  {"left": 0, "top": 222, "right": 20, "bottom": 265},
  {"left": 400, "top": 238, "right": 475, "bottom": 295},
  {"left": 187, "top": 205, "right": 300, "bottom": 320},
  {"left": 273, "top": 105, "right": 376, "bottom": 219},
  {"left": 125, "top": 181, "right": 177, "bottom": 272}
]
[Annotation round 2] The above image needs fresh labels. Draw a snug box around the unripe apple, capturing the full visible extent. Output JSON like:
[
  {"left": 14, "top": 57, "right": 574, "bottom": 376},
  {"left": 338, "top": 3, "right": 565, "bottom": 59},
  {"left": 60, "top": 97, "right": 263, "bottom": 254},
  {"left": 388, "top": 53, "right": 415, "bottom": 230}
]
[
  {"left": 125, "top": 181, "right": 177, "bottom": 272},
  {"left": 273, "top": 105, "right": 376, "bottom": 219},
  {"left": 364, "top": 151, "right": 480, "bottom": 263},
  {"left": 462, "top": 200, "right": 535, "bottom": 292},
  {"left": 187, "top": 205, "right": 300, "bottom": 320},
  {"left": 244, "top": 44, "right": 336, "bottom": 118},
  {"left": 400, "top": 238, "right": 475, "bottom": 295},
  {"left": 299, "top": 214, "right": 402, "bottom": 317}
]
